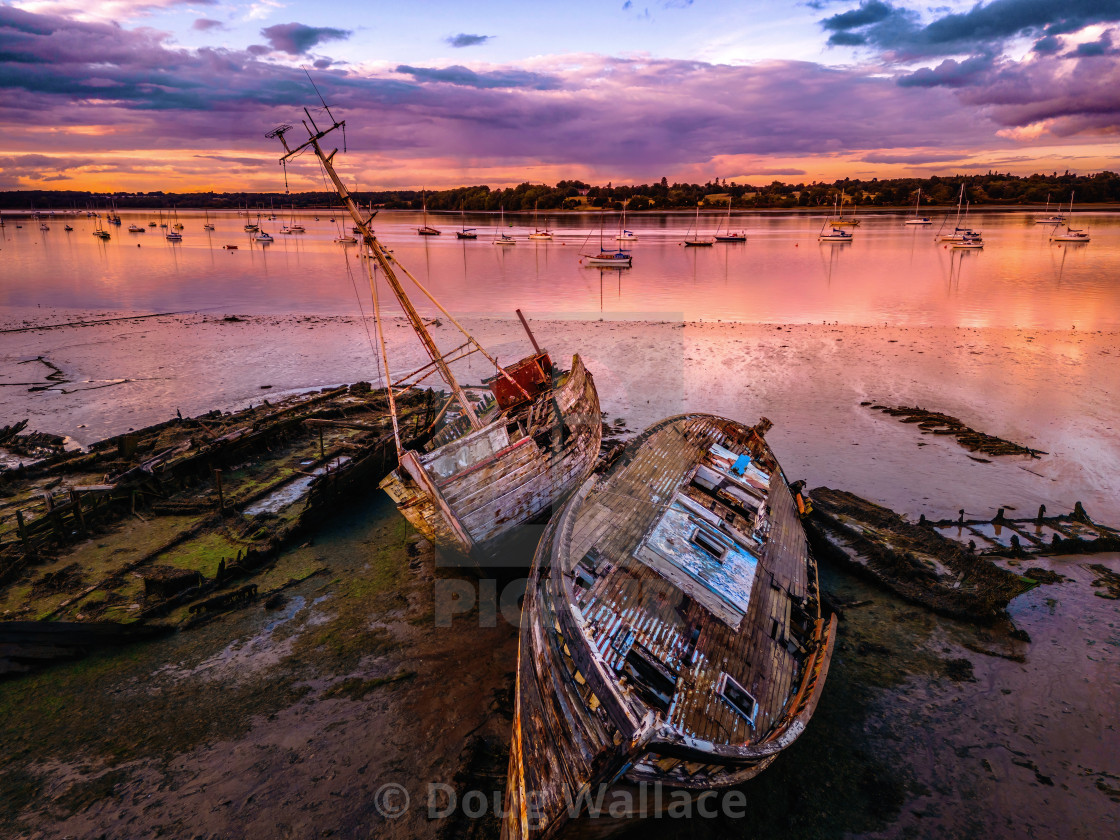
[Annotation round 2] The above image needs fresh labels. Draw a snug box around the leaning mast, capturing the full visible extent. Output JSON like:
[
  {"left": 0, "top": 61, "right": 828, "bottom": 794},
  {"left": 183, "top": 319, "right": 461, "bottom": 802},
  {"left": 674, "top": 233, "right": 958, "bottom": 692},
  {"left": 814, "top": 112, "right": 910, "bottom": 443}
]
[{"left": 268, "top": 109, "right": 482, "bottom": 436}]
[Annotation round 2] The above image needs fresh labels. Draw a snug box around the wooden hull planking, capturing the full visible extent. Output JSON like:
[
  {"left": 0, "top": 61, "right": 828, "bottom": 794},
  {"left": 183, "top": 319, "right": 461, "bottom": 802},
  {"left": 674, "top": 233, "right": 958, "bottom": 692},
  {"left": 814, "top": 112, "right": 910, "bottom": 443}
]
[
  {"left": 379, "top": 354, "right": 601, "bottom": 556},
  {"left": 502, "top": 414, "right": 836, "bottom": 839}
]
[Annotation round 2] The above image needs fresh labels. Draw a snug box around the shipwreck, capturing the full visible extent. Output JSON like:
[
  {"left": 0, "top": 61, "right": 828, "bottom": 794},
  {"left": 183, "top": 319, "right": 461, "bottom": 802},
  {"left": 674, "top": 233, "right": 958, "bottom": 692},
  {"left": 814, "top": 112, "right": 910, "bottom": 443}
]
[
  {"left": 268, "top": 102, "right": 601, "bottom": 561},
  {"left": 502, "top": 414, "right": 836, "bottom": 838}
]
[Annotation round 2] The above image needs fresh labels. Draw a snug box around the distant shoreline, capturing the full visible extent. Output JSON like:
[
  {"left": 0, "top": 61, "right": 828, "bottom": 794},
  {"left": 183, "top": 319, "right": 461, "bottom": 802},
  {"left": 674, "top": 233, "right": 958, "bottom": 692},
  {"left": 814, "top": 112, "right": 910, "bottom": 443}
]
[{"left": 2, "top": 204, "right": 1118, "bottom": 217}]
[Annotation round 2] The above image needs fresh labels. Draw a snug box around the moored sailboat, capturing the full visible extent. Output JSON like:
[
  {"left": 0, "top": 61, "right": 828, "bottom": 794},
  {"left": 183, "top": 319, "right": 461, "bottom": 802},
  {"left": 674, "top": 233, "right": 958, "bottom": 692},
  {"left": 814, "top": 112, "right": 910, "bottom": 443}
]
[
  {"left": 1035, "top": 193, "right": 1065, "bottom": 225},
  {"left": 1049, "top": 193, "right": 1089, "bottom": 243},
  {"left": 267, "top": 102, "right": 601, "bottom": 560},
  {"left": 681, "top": 201, "right": 713, "bottom": 246},
  {"left": 935, "top": 184, "right": 977, "bottom": 243},
  {"left": 494, "top": 205, "right": 516, "bottom": 245},
  {"left": 951, "top": 230, "right": 983, "bottom": 249},
  {"left": 819, "top": 195, "right": 853, "bottom": 242},
  {"left": 904, "top": 187, "right": 932, "bottom": 225},
  {"left": 527, "top": 200, "right": 553, "bottom": 240},
  {"left": 580, "top": 211, "right": 632, "bottom": 266},
  {"left": 831, "top": 190, "right": 860, "bottom": 226},
  {"left": 616, "top": 201, "right": 638, "bottom": 241},
  {"left": 713, "top": 197, "right": 747, "bottom": 241},
  {"left": 456, "top": 201, "right": 477, "bottom": 239},
  {"left": 417, "top": 191, "right": 440, "bottom": 236}
]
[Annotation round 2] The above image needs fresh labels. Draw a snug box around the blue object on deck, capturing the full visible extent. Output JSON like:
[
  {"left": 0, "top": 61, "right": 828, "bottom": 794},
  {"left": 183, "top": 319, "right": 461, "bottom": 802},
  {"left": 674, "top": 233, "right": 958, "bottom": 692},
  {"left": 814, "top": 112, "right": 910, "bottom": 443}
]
[{"left": 732, "top": 454, "right": 751, "bottom": 476}]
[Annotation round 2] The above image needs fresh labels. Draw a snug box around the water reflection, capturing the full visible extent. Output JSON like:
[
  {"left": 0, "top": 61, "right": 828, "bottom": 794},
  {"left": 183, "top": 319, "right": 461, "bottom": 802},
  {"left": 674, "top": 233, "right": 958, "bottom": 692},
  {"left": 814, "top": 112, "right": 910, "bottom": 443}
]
[
  {"left": 1, "top": 208, "right": 1118, "bottom": 328},
  {"left": 595, "top": 268, "right": 625, "bottom": 311}
]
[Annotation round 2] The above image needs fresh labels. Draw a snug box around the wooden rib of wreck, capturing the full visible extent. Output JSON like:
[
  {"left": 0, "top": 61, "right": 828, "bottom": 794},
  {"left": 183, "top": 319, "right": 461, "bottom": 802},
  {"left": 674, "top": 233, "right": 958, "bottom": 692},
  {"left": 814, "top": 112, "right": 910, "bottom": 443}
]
[
  {"left": 502, "top": 414, "right": 837, "bottom": 839},
  {"left": 268, "top": 103, "right": 601, "bottom": 559}
]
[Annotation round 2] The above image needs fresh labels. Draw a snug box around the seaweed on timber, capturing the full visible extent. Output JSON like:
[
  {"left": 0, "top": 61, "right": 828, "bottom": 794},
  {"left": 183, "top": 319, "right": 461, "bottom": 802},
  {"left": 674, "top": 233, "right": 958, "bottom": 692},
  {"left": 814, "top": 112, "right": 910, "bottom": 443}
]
[
  {"left": 0, "top": 385, "right": 437, "bottom": 674},
  {"left": 805, "top": 487, "right": 1032, "bottom": 622},
  {"left": 865, "top": 403, "right": 1045, "bottom": 458}
]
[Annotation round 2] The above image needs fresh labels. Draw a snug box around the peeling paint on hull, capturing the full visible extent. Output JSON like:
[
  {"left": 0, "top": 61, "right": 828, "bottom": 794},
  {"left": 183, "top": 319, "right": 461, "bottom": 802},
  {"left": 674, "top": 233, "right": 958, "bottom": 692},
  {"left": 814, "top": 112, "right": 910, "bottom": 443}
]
[
  {"left": 380, "top": 354, "right": 601, "bottom": 559},
  {"left": 501, "top": 414, "right": 837, "bottom": 840}
]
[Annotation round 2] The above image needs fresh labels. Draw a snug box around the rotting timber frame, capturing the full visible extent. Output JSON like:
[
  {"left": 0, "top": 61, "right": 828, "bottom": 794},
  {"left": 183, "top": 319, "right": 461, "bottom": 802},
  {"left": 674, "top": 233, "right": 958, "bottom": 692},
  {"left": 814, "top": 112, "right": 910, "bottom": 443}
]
[
  {"left": 267, "top": 99, "right": 602, "bottom": 559},
  {"left": 268, "top": 106, "right": 529, "bottom": 451}
]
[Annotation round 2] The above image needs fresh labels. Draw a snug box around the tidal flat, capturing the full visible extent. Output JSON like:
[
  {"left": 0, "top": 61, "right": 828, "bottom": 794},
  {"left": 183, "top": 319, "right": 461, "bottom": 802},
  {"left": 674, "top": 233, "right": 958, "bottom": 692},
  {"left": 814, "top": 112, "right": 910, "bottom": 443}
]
[{"left": 1, "top": 311, "right": 1117, "bottom": 838}]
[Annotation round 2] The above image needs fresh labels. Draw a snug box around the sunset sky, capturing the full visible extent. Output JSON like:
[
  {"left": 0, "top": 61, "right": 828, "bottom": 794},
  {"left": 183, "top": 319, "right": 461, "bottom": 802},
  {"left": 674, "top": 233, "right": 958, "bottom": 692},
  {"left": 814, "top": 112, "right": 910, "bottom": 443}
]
[{"left": 1, "top": 0, "right": 1118, "bottom": 193}]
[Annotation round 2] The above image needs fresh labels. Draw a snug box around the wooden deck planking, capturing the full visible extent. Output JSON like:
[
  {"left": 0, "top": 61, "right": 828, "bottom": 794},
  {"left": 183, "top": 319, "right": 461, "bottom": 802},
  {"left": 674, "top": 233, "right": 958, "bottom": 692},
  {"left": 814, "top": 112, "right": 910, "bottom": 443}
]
[{"left": 564, "top": 415, "right": 811, "bottom": 748}]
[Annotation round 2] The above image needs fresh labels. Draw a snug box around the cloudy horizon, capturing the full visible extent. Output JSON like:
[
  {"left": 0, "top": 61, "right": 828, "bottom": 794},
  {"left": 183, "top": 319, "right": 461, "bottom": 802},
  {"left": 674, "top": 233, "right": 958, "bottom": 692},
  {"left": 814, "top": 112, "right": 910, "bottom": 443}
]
[{"left": 1, "top": 0, "right": 1118, "bottom": 192}]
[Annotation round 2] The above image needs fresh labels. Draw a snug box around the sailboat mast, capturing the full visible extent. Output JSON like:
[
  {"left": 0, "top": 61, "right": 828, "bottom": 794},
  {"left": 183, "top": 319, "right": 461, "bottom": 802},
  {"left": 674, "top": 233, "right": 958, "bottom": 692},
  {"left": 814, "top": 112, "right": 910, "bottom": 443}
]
[{"left": 273, "top": 112, "right": 481, "bottom": 431}]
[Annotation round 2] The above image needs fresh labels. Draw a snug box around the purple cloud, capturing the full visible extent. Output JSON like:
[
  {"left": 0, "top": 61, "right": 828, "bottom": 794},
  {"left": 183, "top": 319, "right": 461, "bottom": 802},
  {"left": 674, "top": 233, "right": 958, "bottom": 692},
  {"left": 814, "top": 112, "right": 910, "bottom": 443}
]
[
  {"left": 821, "top": 1, "right": 894, "bottom": 33},
  {"left": 1070, "top": 30, "right": 1115, "bottom": 56},
  {"left": 860, "top": 152, "right": 966, "bottom": 165},
  {"left": 192, "top": 154, "right": 266, "bottom": 166},
  {"left": 897, "top": 54, "right": 997, "bottom": 88},
  {"left": 446, "top": 33, "right": 492, "bottom": 48},
  {"left": 746, "top": 168, "right": 808, "bottom": 176},
  {"left": 192, "top": 19, "right": 224, "bottom": 32},
  {"left": 823, "top": 0, "right": 1120, "bottom": 59},
  {"left": 0, "top": 5, "right": 1116, "bottom": 189},
  {"left": 260, "top": 22, "right": 352, "bottom": 56},
  {"left": 395, "top": 64, "right": 560, "bottom": 90},
  {"left": 1033, "top": 35, "right": 1064, "bottom": 53}
]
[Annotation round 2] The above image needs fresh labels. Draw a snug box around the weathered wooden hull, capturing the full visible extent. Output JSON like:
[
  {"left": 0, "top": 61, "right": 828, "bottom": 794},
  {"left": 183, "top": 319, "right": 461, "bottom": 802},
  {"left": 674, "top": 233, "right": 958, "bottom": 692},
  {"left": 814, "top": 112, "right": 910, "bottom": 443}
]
[
  {"left": 502, "top": 415, "right": 837, "bottom": 840},
  {"left": 379, "top": 354, "right": 601, "bottom": 559}
]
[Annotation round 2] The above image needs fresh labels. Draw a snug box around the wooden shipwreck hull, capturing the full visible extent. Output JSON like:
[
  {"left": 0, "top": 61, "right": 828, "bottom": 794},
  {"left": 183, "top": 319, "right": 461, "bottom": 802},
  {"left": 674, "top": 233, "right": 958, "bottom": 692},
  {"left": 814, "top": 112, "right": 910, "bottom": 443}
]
[
  {"left": 502, "top": 415, "right": 836, "bottom": 839},
  {"left": 380, "top": 353, "right": 601, "bottom": 559}
]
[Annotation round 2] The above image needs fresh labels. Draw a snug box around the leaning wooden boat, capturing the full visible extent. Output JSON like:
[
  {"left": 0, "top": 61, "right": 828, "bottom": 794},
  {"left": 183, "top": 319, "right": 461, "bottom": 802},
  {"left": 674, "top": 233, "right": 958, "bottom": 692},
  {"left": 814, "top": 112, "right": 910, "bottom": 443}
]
[
  {"left": 502, "top": 414, "right": 836, "bottom": 839},
  {"left": 379, "top": 348, "right": 599, "bottom": 556},
  {"left": 268, "top": 102, "right": 601, "bottom": 559}
]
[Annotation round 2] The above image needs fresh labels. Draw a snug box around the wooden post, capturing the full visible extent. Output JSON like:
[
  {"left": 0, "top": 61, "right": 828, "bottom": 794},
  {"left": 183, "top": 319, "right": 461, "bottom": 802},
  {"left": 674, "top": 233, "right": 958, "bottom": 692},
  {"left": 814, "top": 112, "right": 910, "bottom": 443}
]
[
  {"left": 319, "top": 427, "right": 325, "bottom": 458},
  {"left": 516, "top": 308, "right": 542, "bottom": 355},
  {"left": 15, "top": 509, "right": 29, "bottom": 550},
  {"left": 70, "top": 490, "right": 86, "bottom": 535},
  {"left": 213, "top": 468, "right": 224, "bottom": 510}
]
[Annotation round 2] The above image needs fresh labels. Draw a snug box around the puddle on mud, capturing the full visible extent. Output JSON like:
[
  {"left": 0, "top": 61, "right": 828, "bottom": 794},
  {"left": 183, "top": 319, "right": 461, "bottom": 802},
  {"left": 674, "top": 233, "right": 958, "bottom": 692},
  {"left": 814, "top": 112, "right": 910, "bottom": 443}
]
[
  {"left": 242, "top": 458, "right": 351, "bottom": 516},
  {"left": 153, "top": 595, "right": 321, "bottom": 684},
  {"left": 0, "top": 433, "right": 1117, "bottom": 839}
]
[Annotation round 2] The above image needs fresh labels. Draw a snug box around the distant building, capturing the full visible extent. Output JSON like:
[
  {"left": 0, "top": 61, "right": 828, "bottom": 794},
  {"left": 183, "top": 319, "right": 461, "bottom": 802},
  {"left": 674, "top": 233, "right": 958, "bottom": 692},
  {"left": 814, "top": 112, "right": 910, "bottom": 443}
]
[{"left": 577, "top": 188, "right": 590, "bottom": 196}]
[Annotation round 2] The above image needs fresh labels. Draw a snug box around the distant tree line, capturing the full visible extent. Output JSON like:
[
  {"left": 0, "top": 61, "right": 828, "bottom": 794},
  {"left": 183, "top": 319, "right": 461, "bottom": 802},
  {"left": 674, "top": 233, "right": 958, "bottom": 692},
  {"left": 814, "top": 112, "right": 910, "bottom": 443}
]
[{"left": 4, "top": 171, "right": 1119, "bottom": 212}]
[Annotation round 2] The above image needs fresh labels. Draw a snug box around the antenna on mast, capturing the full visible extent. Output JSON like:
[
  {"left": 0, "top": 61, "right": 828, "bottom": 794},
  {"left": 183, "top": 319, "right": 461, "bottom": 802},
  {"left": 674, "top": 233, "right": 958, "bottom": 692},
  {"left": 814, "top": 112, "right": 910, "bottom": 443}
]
[
  {"left": 304, "top": 70, "right": 334, "bottom": 121},
  {"left": 303, "top": 70, "right": 345, "bottom": 151}
]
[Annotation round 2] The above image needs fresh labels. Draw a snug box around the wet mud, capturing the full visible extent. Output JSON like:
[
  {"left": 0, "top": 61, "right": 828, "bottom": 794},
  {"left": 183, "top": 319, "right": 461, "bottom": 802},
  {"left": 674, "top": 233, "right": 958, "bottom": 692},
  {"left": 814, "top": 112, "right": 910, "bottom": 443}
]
[
  {"left": 864, "top": 404, "right": 1045, "bottom": 459},
  {"left": 0, "top": 312, "right": 1117, "bottom": 838},
  {"left": 0, "top": 486, "right": 1115, "bottom": 839}
]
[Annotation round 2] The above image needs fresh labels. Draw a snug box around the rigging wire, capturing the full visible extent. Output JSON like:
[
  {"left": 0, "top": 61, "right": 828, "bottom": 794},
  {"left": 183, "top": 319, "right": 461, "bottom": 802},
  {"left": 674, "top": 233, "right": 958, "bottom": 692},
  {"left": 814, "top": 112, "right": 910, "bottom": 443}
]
[
  {"left": 344, "top": 250, "right": 384, "bottom": 390},
  {"left": 315, "top": 157, "right": 384, "bottom": 390}
]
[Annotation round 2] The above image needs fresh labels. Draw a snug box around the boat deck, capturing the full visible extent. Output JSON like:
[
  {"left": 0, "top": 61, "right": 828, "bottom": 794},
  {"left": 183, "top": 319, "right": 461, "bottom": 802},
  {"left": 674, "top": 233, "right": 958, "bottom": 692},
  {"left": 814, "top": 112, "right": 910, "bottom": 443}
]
[{"left": 563, "top": 415, "right": 813, "bottom": 745}]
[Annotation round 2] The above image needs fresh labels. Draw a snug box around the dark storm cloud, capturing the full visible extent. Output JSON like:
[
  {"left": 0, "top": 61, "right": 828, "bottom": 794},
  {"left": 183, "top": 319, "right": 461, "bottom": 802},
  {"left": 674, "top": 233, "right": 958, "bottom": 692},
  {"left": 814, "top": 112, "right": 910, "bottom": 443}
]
[
  {"left": 1071, "top": 31, "right": 1114, "bottom": 55},
  {"left": 830, "top": 31, "right": 867, "bottom": 45},
  {"left": 260, "top": 23, "right": 352, "bottom": 55},
  {"left": 446, "top": 33, "right": 492, "bottom": 48},
  {"left": 897, "top": 54, "right": 996, "bottom": 88},
  {"left": 822, "top": 0, "right": 1120, "bottom": 58},
  {"left": 1033, "top": 35, "right": 1063, "bottom": 53},
  {"left": 395, "top": 64, "right": 561, "bottom": 90},
  {"left": 820, "top": 1, "right": 894, "bottom": 32}
]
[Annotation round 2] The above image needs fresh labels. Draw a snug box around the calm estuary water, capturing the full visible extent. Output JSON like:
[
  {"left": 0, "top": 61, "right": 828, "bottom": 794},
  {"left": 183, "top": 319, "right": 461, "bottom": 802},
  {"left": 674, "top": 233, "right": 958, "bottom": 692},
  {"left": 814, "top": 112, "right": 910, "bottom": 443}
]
[{"left": 2, "top": 208, "right": 1118, "bottom": 328}]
